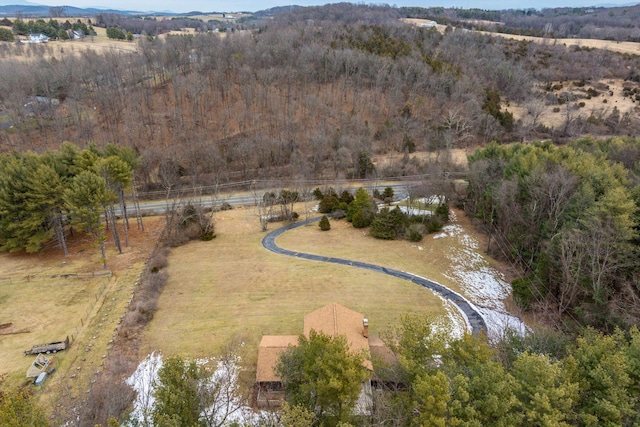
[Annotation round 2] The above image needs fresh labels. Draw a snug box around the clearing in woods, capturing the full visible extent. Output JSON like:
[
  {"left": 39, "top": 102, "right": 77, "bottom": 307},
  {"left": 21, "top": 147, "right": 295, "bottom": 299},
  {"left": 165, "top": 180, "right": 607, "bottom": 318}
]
[{"left": 142, "top": 205, "right": 498, "bottom": 377}]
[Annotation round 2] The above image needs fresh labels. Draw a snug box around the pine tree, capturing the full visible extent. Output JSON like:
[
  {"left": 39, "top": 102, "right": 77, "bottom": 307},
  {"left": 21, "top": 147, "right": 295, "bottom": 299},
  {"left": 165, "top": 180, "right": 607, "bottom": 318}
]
[{"left": 319, "top": 215, "right": 330, "bottom": 231}]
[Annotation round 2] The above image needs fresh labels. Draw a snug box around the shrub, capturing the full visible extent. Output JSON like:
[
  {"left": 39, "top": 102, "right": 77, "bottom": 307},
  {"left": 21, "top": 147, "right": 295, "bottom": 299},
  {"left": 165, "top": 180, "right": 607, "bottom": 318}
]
[
  {"left": 435, "top": 204, "right": 450, "bottom": 222},
  {"left": 200, "top": 230, "right": 216, "bottom": 241},
  {"left": 382, "top": 187, "right": 395, "bottom": 203},
  {"left": 406, "top": 223, "right": 425, "bottom": 242},
  {"left": 106, "top": 27, "right": 126, "bottom": 40},
  {"left": 512, "top": 276, "right": 537, "bottom": 310},
  {"left": 148, "top": 253, "right": 168, "bottom": 272},
  {"left": 339, "top": 190, "right": 354, "bottom": 204},
  {"left": 0, "top": 27, "right": 15, "bottom": 42},
  {"left": 351, "top": 210, "right": 371, "bottom": 228},
  {"left": 370, "top": 207, "right": 407, "bottom": 240},
  {"left": 319, "top": 195, "right": 340, "bottom": 213},
  {"left": 319, "top": 215, "right": 331, "bottom": 231},
  {"left": 313, "top": 187, "right": 324, "bottom": 200},
  {"left": 587, "top": 87, "right": 599, "bottom": 97},
  {"left": 426, "top": 218, "right": 443, "bottom": 233}
]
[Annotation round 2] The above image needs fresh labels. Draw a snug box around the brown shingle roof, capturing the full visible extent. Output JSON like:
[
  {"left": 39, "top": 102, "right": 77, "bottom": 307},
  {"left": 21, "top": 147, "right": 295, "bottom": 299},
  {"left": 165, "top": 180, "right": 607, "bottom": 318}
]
[
  {"left": 303, "top": 302, "right": 369, "bottom": 356},
  {"left": 256, "top": 303, "right": 378, "bottom": 383},
  {"left": 256, "top": 335, "right": 298, "bottom": 383}
]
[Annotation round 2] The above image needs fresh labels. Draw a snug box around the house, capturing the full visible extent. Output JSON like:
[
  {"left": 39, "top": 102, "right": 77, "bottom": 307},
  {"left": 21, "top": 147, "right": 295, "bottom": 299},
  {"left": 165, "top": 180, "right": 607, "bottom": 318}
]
[
  {"left": 72, "top": 30, "right": 85, "bottom": 40},
  {"left": 27, "top": 33, "right": 49, "bottom": 43},
  {"left": 255, "top": 303, "right": 394, "bottom": 408},
  {"left": 419, "top": 21, "right": 437, "bottom": 28}
]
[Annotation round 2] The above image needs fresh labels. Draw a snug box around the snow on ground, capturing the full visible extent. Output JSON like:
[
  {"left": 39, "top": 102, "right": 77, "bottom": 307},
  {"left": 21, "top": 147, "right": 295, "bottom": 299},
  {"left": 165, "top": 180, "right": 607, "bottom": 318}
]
[
  {"left": 124, "top": 352, "right": 263, "bottom": 426},
  {"left": 395, "top": 205, "right": 433, "bottom": 216},
  {"left": 125, "top": 352, "right": 162, "bottom": 426},
  {"left": 437, "top": 296, "right": 468, "bottom": 340},
  {"left": 434, "top": 212, "right": 528, "bottom": 341}
]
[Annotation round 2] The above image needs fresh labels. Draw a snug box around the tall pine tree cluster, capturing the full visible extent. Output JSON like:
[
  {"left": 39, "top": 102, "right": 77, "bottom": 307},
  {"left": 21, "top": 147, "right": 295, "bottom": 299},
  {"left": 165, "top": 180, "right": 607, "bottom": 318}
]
[{"left": 0, "top": 142, "right": 137, "bottom": 266}]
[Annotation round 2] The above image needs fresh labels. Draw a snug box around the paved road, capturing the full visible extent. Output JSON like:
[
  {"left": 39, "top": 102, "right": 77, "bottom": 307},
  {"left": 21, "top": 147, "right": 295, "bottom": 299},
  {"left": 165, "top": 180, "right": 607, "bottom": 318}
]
[
  {"left": 122, "top": 184, "right": 411, "bottom": 216},
  {"left": 262, "top": 217, "right": 487, "bottom": 335}
]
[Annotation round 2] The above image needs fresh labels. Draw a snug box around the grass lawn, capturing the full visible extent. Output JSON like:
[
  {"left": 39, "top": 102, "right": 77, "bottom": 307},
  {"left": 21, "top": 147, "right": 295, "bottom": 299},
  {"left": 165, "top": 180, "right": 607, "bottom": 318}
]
[
  {"left": 142, "top": 205, "right": 486, "bottom": 372},
  {"left": 0, "top": 216, "right": 164, "bottom": 407}
]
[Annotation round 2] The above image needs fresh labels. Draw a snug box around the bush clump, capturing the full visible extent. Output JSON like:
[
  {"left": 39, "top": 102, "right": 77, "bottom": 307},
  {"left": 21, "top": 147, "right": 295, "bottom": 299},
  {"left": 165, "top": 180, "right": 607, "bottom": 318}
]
[{"left": 319, "top": 215, "right": 331, "bottom": 231}]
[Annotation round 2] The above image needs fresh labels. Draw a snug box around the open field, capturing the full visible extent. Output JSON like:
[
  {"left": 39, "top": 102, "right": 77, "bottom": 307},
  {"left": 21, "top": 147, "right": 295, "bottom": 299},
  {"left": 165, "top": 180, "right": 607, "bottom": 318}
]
[
  {"left": 142, "top": 204, "right": 504, "bottom": 375},
  {"left": 401, "top": 18, "right": 640, "bottom": 55},
  {"left": 510, "top": 78, "right": 640, "bottom": 129},
  {"left": 0, "top": 217, "right": 164, "bottom": 406}
]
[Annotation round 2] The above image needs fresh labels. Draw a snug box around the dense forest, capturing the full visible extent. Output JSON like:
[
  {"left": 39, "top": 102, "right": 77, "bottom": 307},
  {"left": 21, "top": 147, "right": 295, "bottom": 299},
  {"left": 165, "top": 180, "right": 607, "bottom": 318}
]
[
  {"left": 2, "top": 3, "right": 640, "bottom": 191},
  {"left": 2, "top": 3, "right": 640, "bottom": 425}
]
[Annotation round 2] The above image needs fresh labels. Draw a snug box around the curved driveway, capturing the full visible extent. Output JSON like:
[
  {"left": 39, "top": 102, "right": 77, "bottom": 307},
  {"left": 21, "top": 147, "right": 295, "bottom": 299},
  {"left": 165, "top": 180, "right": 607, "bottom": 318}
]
[{"left": 262, "top": 217, "right": 487, "bottom": 335}]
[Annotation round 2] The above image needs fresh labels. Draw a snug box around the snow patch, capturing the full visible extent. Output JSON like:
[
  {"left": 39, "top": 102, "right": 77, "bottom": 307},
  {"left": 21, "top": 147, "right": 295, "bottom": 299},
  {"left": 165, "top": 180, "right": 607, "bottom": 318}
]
[
  {"left": 125, "top": 352, "right": 163, "bottom": 426},
  {"left": 437, "top": 296, "right": 468, "bottom": 340},
  {"left": 433, "top": 224, "right": 464, "bottom": 239},
  {"left": 434, "top": 216, "right": 528, "bottom": 341},
  {"left": 395, "top": 205, "right": 433, "bottom": 216},
  {"left": 124, "top": 352, "right": 262, "bottom": 427}
]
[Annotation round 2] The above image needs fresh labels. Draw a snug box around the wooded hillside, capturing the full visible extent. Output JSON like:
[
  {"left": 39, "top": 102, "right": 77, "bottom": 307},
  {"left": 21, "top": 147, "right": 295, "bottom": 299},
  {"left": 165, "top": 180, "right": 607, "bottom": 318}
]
[{"left": 1, "top": 3, "right": 639, "bottom": 193}]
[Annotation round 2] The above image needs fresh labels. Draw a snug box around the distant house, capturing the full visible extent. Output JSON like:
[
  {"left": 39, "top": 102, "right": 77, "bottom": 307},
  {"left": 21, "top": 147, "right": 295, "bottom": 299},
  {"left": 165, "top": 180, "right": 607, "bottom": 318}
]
[
  {"left": 72, "top": 30, "right": 84, "bottom": 40},
  {"left": 419, "top": 21, "right": 437, "bottom": 28},
  {"left": 27, "top": 33, "right": 49, "bottom": 43},
  {"left": 255, "top": 303, "right": 393, "bottom": 408},
  {"left": 24, "top": 96, "right": 60, "bottom": 116}
]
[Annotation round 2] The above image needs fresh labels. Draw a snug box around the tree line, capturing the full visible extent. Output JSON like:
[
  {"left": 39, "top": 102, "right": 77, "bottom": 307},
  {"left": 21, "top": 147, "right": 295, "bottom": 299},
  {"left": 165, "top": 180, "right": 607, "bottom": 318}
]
[
  {"left": 315, "top": 186, "right": 450, "bottom": 241},
  {"left": 0, "top": 142, "right": 138, "bottom": 267},
  {"left": 11, "top": 316, "right": 636, "bottom": 427},
  {"left": 466, "top": 136, "right": 640, "bottom": 331},
  {"left": 402, "top": 4, "right": 640, "bottom": 42},
  {"left": 9, "top": 17, "right": 95, "bottom": 40}
]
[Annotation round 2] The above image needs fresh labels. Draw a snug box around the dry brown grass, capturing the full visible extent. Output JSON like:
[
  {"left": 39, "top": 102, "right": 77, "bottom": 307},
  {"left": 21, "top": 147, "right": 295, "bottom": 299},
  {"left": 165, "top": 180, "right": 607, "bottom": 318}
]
[
  {"left": 508, "top": 78, "right": 640, "bottom": 129},
  {"left": 141, "top": 205, "right": 493, "bottom": 374},
  {"left": 0, "top": 217, "right": 164, "bottom": 410},
  {"left": 401, "top": 18, "right": 640, "bottom": 56}
]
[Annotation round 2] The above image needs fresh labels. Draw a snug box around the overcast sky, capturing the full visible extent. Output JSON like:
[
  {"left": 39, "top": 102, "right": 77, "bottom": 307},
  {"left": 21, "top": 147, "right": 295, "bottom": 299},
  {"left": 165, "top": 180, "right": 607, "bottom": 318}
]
[{"left": 17, "top": 0, "right": 639, "bottom": 13}]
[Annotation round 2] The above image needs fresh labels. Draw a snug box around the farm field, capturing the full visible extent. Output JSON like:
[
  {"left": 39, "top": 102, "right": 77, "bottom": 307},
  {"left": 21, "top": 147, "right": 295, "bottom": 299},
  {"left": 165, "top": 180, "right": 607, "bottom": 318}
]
[
  {"left": 401, "top": 18, "right": 640, "bottom": 55},
  {"left": 0, "top": 216, "right": 164, "bottom": 405},
  {"left": 141, "top": 204, "right": 505, "bottom": 376}
]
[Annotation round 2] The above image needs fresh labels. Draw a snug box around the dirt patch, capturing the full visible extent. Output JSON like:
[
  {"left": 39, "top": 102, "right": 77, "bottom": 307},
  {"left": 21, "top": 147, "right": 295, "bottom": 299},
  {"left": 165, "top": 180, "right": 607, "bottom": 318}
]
[{"left": 507, "top": 78, "right": 640, "bottom": 130}]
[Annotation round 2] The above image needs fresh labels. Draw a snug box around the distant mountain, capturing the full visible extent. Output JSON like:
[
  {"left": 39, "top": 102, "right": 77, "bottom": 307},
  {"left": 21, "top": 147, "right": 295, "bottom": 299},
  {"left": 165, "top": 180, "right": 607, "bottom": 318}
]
[
  {"left": 0, "top": 4, "right": 143, "bottom": 16},
  {"left": 253, "top": 5, "right": 301, "bottom": 17},
  {"left": 0, "top": 0, "right": 39, "bottom": 5}
]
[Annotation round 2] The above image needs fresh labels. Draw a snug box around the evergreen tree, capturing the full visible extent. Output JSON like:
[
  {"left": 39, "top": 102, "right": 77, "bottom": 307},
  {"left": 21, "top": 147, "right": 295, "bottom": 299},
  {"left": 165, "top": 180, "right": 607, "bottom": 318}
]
[
  {"left": 276, "top": 330, "right": 369, "bottom": 426},
  {"left": 64, "top": 171, "right": 109, "bottom": 269},
  {"left": 346, "top": 188, "right": 376, "bottom": 228},
  {"left": 319, "top": 215, "right": 330, "bottom": 231},
  {"left": 153, "top": 356, "right": 201, "bottom": 427},
  {"left": 0, "top": 385, "right": 48, "bottom": 427}
]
